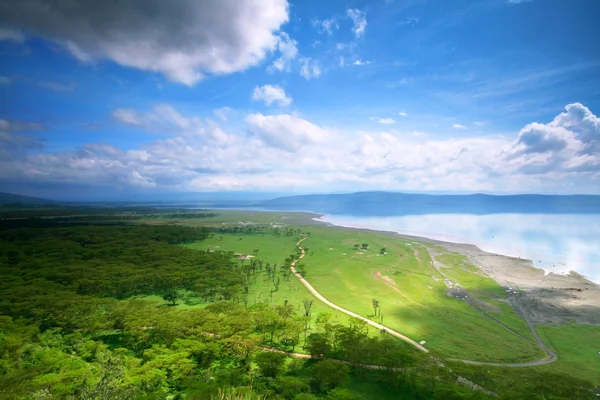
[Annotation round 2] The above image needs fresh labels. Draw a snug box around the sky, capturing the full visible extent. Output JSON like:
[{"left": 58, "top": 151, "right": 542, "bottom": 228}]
[{"left": 0, "top": 0, "right": 599, "bottom": 200}]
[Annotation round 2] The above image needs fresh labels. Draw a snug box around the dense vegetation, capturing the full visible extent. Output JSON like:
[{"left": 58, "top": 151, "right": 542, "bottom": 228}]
[{"left": 0, "top": 211, "right": 596, "bottom": 399}]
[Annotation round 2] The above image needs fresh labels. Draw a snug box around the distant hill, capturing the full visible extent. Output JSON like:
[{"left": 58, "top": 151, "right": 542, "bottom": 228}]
[
  {"left": 256, "top": 191, "right": 600, "bottom": 216},
  {"left": 0, "top": 192, "right": 56, "bottom": 206}
]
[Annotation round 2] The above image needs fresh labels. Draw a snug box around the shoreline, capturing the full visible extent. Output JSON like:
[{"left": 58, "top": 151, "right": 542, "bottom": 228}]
[
  {"left": 203, "top": 208, "right": 600, "bottom": 325},
  {"left": 314, "top": 214, "right": 599, "bottom": 282},
  {"left": 302, "top": 212, "right": 600, "bottom": 325}
]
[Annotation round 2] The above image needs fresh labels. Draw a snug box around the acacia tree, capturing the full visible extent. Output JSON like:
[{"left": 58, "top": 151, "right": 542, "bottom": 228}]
[
  {"left": 303, "top": 299, "right": 313, "bottom": 317},
  {"left": 162, "top": 287, "right": 183, "bottom": 306},
  {"left": 372, "top": 299, "right": 380, "bottom": 316}
]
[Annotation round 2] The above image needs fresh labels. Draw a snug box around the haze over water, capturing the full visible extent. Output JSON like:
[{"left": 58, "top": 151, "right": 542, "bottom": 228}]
[{"left": 320, "top": 213, "right": 600, "bottom": 284}]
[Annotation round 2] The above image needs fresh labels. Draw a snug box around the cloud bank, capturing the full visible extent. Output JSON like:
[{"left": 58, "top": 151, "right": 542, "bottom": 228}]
[{"left": 1, "top": 104, "right": 599, "bottom": 195}]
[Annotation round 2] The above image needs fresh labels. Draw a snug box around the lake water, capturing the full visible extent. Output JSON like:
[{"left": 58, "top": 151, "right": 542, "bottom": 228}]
[{"left": 319, "top": 213, "right": 600, "bottom": 284}]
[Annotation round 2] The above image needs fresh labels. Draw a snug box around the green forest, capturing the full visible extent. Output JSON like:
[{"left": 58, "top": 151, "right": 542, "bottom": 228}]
[{"left": 0, "top": 209, "right": 597, "bottom": 399}]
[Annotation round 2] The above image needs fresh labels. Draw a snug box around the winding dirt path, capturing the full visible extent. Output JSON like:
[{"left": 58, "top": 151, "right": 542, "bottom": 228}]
[
  {"left": 291, "top": 237, "right": 557, "bottom": 368},
  {"left": 290, "top": 238, "right": 429, "bottom": 353}
]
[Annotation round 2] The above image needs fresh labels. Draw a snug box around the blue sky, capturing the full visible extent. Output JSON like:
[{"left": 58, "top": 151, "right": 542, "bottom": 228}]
[{"left": 0, "top": 0, "right": 599, "bottom": 199}]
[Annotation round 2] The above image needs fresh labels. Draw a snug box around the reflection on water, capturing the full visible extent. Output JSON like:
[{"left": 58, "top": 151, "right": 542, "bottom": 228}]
[{"left": 320, "top": 213, "right": 600, "bottom": 283}]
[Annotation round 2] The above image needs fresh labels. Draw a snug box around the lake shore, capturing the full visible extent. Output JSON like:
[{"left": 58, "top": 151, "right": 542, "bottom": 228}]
[{"left": 301, "top": 212, "right": 600, "bottom": 326}]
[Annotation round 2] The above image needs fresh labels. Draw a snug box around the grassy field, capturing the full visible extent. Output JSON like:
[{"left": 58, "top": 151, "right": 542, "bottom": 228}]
[
  {"left": 183, "top": 231, "right": 389, "bottom": 347},
  {"left": 535, "top": 324, "right": 600, "bottom": 384},
  {"left": 297, "top": 225, "right": 544, "bottom": 362},
  {"left": 143, "top": 210, "right": 556, "bottom": 363},
  {"left": 448, "top": 324, "right": 600, "bottom": 391}
]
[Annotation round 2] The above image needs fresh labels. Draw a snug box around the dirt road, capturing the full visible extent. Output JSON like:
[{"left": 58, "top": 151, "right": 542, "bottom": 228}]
[
  {"left": 290, "top": 237, "right": 429, "bottom": 353},
  {"left": 291, "top": 237, "right": 557, "bottom": 367}
]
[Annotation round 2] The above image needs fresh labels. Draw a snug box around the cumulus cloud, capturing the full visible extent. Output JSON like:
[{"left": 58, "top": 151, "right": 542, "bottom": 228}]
[
  {"left": 370, "top": 117, "right": 396, "bottom": 125},
  {"left": 300, "top": 58, "right": 322, "bottom": 80},
  {"left": 353, "top": 59, "right": 371, "bottom": 66},
  {"left": 270, "top": 32, "right": 298, "bottom": 72},
  {"left": 0, "top": 0, "right": 290, "bottom": 85},
  {"left": 245, "top": 113, "right": 330, "bottom": 152},
  {"left": 399, "top": 112, "right": 408, "bottom": 117},
  {"left": 347, "top": 9, "right": 367, "bottom": 38},
  {"left": 2, "top": 103, "right": 599, "bottom": 194},
  {"left": 252, "top": 85, "right": 292, "bottom": 107},
  {"left": 506, "top": 103, "right": 600, "bottom": 174},
  {"left": 453, "top": 124, "right": 468, "bottom": 130}
]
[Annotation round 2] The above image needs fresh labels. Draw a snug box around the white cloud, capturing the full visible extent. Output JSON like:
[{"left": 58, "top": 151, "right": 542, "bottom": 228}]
[
  {"left": 399, "top": 17, "right": 420, "bottom": 25},
  {"left": 347, "top": 9, "right": 367, "bottom": 38},
  {"left": 112, "top": 104, "right": 233, "bottom": 145},
  {"left": 270, "top": 32, "right": 298, "bottom": 72},
  {"left": 353, "top": 59, "right": 372, "bottom": 66},
  {"left": 0, "top": 0, "right": 289, "bottom": 86},
  {"left": 3, "top": 103, "right": 600, "bottom": 194},
  {"left": 245, "top": 113, "right": 329, "bottom": 151},
  {"left": 508, "top": 0, "right": 531, "bottom": 3},
  {"left": 112, "top": 109, "right": 141, "bottom": 126},
  {"left": 313, "top": 18, "right": 339, "bottom": 35},
  {"left": 252, "top": 85, "right": 292, "bottom": 107},
  {"left": 213, "top": 107, "right": 234, "bottom": 122},
  {"left": 0, "top": 28, "right": 24, "bottom": 42},
  {"left": 453, "top": 124, "right": 468, "bottom": 130},
  {"left": 505, "top": 103, "right": 600, "bottom": 175},
  {"left": 300, "top": 58, "right": 322, "bottom": 80},
  {"left": 370, "top": 117, "right": 396, "bottom": 125},
  {"left": 340, "top": 57, "right": 345, "bottom": 67},
  {"left": 399, "top": 112, "right": 408, "bottom": 117}
]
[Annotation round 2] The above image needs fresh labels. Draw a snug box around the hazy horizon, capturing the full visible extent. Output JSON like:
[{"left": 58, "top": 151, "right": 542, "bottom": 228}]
[{"left": 1, "top": 0, "right": 599, "bottom": 196}]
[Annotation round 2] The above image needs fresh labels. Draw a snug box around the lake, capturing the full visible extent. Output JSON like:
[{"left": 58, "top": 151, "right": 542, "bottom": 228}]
[{"left": 319, "top": 213, "right": 600, "bottom": 284}]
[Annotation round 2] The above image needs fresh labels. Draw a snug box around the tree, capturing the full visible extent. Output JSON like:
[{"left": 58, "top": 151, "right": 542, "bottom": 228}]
[
  {"left": 371, "top": 299, "right": 380, "bottom": 316},
  {"left": 303, "top": 299, "right": 313, "bottom": 317},
  {"left": 293, "top": 394, "right": 318, "bottom": 400},
  {"left": 325, "top": 388, "right": 361, "bottom": 400},
  {"left": 162, "top": 287, "right": 183, "bottom": 306},
  {"left": 380, "top": 247, "right": 386, "bottom": 255},
  {"left": 311, "top": 360, "right": 349, "bottom": 392},
  {"left": 304, "top": 333, "right": 331, "bottom": 359},
  {"left": 255, "top": 351, "right": 286, "bottom": 378},
  {"left": 353, "top": 244, "right": 360, "bottom": 250},
  {"left": 275, "top": 376, "right": 308, "bottom": 399},
  {"left": 361, "top": 243, "right": 369, "bottom": 250}
]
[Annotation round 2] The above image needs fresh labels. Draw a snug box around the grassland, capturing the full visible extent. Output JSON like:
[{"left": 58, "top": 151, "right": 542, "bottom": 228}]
[
  {"left": 298, "top": 225, "right": 544, "bottom": 362},
  {"left": 183, "top": 231, "right": 376, "bottom": 344},
  {"left": 535, "top": 324, "right": 600, "bottom": 383},
  {"left": 158, "top": 210, "right": 549, "bottom": 364},
  {"left": 448, "top": 323, "right": 600, "bottom": 392}
]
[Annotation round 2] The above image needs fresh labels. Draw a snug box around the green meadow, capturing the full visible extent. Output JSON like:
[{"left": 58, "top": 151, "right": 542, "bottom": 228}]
[{"left": 176, "top": 210, "right": 546, "bottom": 363}]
